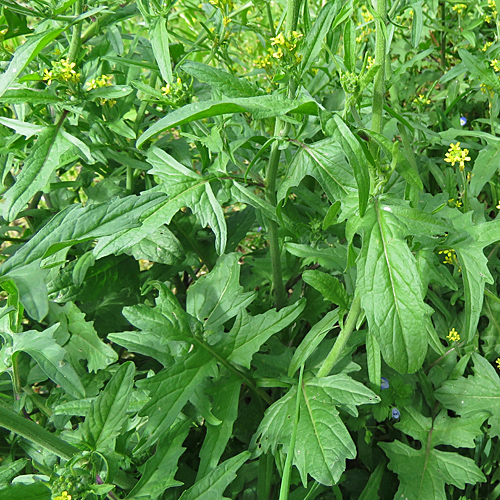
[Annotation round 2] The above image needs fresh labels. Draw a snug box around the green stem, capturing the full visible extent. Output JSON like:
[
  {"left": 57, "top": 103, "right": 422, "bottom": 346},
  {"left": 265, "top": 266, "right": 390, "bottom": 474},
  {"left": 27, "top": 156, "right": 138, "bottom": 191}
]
[
  {"left": 317, "top": 295, "right": 362, "bottom": 377},
  {"left": 371, "top": 0, "right": 387, "bottom": 147},
  {"left": 265, "top": 126, "right": 287, "bottom": 311},
  {"left": 440, "top": 0, "right": 446, "bottom": 71},
  {"left": 278, "top": 365, "right": 303, "bottom": 500},
  {"left": 285, "top": 0, "right": 301, "bottom": 33},
  {"left": 68, "top": 0, "right": 84, "bottom": 62}
]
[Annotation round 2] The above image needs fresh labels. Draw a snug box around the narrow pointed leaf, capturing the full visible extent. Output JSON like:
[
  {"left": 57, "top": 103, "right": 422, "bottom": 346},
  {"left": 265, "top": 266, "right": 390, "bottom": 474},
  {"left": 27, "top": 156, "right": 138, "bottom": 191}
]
[{"left": 150, "top": 17, "right": 172, "bottom": 84}]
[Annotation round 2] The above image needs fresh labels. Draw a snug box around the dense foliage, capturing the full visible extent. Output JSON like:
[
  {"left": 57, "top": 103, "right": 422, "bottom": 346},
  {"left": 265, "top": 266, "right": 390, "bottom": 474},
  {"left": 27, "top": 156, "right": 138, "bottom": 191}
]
[{"left": 1, "top": 0, "right": 500, "bottom": 498}]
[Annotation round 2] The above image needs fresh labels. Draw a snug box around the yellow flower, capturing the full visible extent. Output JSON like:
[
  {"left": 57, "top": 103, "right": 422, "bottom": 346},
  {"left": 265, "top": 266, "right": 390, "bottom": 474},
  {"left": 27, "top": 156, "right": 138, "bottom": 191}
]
[
  {"left": 270, "top": 33, "right": 285, "bottom": 46},
  {"left": 452, "top": 3, "right": 467, "bottom": 14},
  {"left": 496, "top": 200, "right": 500, "bottom": 209},
  {"left": 496, "top": 358, "right": 500, "bottom": 369},
  {"left": 161, "top": 83, "right": 172, "bottom": 95},
  {"left": 483, "top": 41, "right": 493, "bottom": 51},
  {"left": 439, "top": 248, "right": 458, "bottom": 266},
  {"left": 86, "top": 74, "right": 113, "bottom": 91},
  {"left": 444, "top": 142, "right": 471, "bottom": 171},
  {"left": 272, "top": 47, "right": 283, "bottom": 59},
  {"left": 43, "top": 59, "right": 80, "bottom": 85},
  {"left": 447, "top": 328, "right": 461, "bottom": 343},
  {"left": 53, "top": 492, "right": 72, "bottom": 500},
  {"left": 491, "top": 59, "right": 500, "bottom": 72}
]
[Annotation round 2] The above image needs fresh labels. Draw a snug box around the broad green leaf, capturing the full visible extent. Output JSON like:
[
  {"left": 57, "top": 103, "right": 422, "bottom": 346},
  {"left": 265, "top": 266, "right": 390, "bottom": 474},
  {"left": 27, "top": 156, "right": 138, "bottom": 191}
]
[
  {"left": 380, "top": 441, "right": 485, "bottom": 500},
  {"left": 182, "top": 61, "right": 259, "bottom": 98},
  {"left": 436, "top": 353, "right": 500, "bottom": 436},
  {"left": 150, "top": 16, "right": 173, "bottom": 85},
  {"left": 136, "top": 348, "right": 217, "bottom": 452},
  {"left": 197, "top": 376, "right": 241, "bottom": 480},
  {"left": 137, "top": 96, "right": 318, "bottom": 147},
  {"left": 284, "top": 243, "right": 347, "bottom": 273},
  {"left": 0, "top": 29, "right": 63, "bottom": 99},
  {"left": 469, "top": 146, "right": 500, "bottom": 197},
  {"left": 302, "top": 270, "right": 349, "bottom": 309},
  {"left": 277, "top": 137, "right": 356, "bottom": 205},
  {"left": 187, "top": 253, "right": 256, "bottom": 330},
  {"left": 11, "top": 325, "right": 85, "bottom": 398},
  {"left": 221, "top": 300, "right": 305, "bottom": 368},
  {"left": 288, "top": 309, "right": 339, "bottom": 377},
  {"left": 253, "top": 375, "right": 378, "bottom": 486},
  {"left": 82, "top": 361, "right": 135, "bottom": 452},
  {"left": 3, "top": 126, "right": 69, "bottom": 221},
  {"left": 0, "top": 192, "right": 164, "bottom": 319},
  {"left": 126, "top": 421, "right": 189, "bottom": 499},
  {"left": 62, "top": 302, "right": 118, "bottom": 373},
  {"left": 178, "top": 452, "right": 250, "bottom": 500},
  {"left": 0, "top": 482, "right": 50, "bottom": 500},
  {"left": 120, "top": 148, "right": 226, "bottom": 255},
  {"left": 356, "top": 200, "right": 430, "bottom": 373},
  {"left": 332, "top": 115, "right": 370, "bottom": 217}
]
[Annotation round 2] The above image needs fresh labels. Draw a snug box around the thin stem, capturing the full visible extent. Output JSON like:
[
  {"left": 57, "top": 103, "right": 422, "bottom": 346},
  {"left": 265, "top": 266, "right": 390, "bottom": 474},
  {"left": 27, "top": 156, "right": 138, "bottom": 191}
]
[
  {"left": 68, "top": 0, "right": 84, "bottom": 62},
  {"left": 440, "top": 0, "right": 446, "bottom": 71},
  {"left": 317, "top": 295, "right": 362, "bottom": 377}
]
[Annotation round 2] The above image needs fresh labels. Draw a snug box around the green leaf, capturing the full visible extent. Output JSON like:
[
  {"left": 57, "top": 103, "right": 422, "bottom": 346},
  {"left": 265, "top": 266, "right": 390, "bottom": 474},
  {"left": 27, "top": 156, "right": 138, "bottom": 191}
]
[
  {"left": 86, "top": 85, "right": 133, "bottom": 100},
  {"left": 343, "top": 20, "right": 356, "bottom": 73},
  {"left": 11, "top": 325, "right": 85, "bottom": 398},
  {"left": 178, "top": 451, "right": 250, "bottom": 500},
  {"left": 0, "top": 459, "right": 28, "bottom": 487},
  {"left": 126, "top": 420, "right": 189, "bottom": 499},
  {"left": 469, "top": 145, "right": 500, "bottom": 197},
  {"left": 136, "top": 348, "right": 217, "bottom": 452},
  {"left": 221, "top": 300, "right": 305, "bottom": 368},
  {"left": 410, "top": 1, "right": 423, "bottom": 48},
  {"left": 284, "top": 243, "right": 347, "bottom": 273},
  {"left": 298, "top": 1, "right": 341, "bottom": 75},
  {"left": 187, "top": 253, "right": 256, "bottom": 330},
  {"left": 3, "top": 125, "right": 69, "bottom": 221},
  {"left": 62, "top": 302, "right": 118, "bottom": 373},
  {"left": 380, "top": 406, "right": 486, "bottom": 500},
  {"left": 197, "top": 376, "right": 241, "bottom": 480},
  {"left": 150, "top": 16, "right": 173, "bottom": 85},
  {"left": 278, "top": 138, "right": 356, "bottom": 205},
  {"left": 380, "top": 441, "right": 485, "bottom": 500},
  {"left": 302, "top": 270, "right": 349, "bottom": 309},
  {"left": 0, "top": 482, "right": 50, "bottom": 500},
  {"left": 0, "top": 192, "right": 164, "bottom": 319},
  {"left": 182, "top": 61, "right": 259, "bottom": 98},
  {"left": 82, "top": 361, "right": 135, "bottom": 452},
  {"left": 436, "top": 353, "right": 500, "bottom": 437},
  {"left": 459, "top": 49, "right": 500, "bottom": 91},
  {"left": 356, "top": 199, "right": 430, "bottom": 373},
  {"left": 136, "top": 96, "right": 318, "bottom": 147},
  {"left": 288, "top": 309, "right": 339, "bottom": 377},
  {"left": 0, "top": 29, "right": 64, "bottom": 99},
  {"left": 254, "top": 375, "right": 378, "bottom": 486},
  {"left": 332, "top": 115, "right": 370, "bottom": 217}
]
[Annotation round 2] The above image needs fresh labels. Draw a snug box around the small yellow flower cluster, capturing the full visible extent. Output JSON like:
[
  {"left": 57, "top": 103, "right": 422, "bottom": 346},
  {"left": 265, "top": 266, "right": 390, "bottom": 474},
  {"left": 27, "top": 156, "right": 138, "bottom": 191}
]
[
  {"left": 43, "top": 59, "right": 80, "bottom": 85},
  {"left": 53, "top": 491, "right": 72, "bottom": 500},
  {"left": 85, "top": 74, "right": 113, "bottom": 90},
  {"left": 413, "top": 94, "right": 431, "bottom": 105},
  {"left": 496, "top": 358, "right": 500, "bottom": 370},
  {"left": 483, "top": 41, "right": 494, "bottom": 52},
  {"left": 270, "top": 31, "right": 303, "bottom": 60},
  {"left": 447, "top": 328, "right": 461, "bottom": 342},
  {"left": 452, "top": 3, "right": 467, "bottom": 14},
  {"left": 495, "top": 200, "right": 500, "bottom": 209},
  {"left": 366, "top": 56, "right": 375, "bottom": 69},
  {"left": 254, "top": 53, "right": 274, "bottom": 69},
  {"left": 209, "top": 0, "right": 234, "bottom": 10},
  {"left": 161, "top": 77, "right": 183, "bottom": 96},
  {"left": 356, "top": 6, "right": 374, "bottom": 43},
  {"left": 491, "top": 59, "right": 500, "bottom": 72},
  {"left": 444, "top": 142, "right": 471, "bottom": 171},
  {"left": 439, "top": 248, "right": 458, "bottom": 266},
  {"left": 485, "top": 0, "right": 498, "bottom": 22},
  {"left": 449, "top": 198, "right": 463, "bottom": 207}
]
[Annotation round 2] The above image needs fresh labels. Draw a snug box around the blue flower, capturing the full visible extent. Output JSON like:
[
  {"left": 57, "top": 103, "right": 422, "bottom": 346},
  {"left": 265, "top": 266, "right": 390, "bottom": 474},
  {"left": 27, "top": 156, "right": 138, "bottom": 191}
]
[
  {"left": 257, "top": 226, "right": 262, "bottom": 232},
  {"left": 460, "top": 116, "right": 467, "bottom": 126},
  {"left": 380, "top": 377, "right": 390, "bottom": 390},
  {"left": 392, "top": 408, "right": 400, "bottom": 419}
]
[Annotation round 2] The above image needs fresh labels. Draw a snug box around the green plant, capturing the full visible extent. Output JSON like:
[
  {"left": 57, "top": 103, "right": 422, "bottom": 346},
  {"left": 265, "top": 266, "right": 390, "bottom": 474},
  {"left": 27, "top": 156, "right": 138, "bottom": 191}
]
[{"left": 1, "top": 0, "right": 500, "bottom": 498}]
